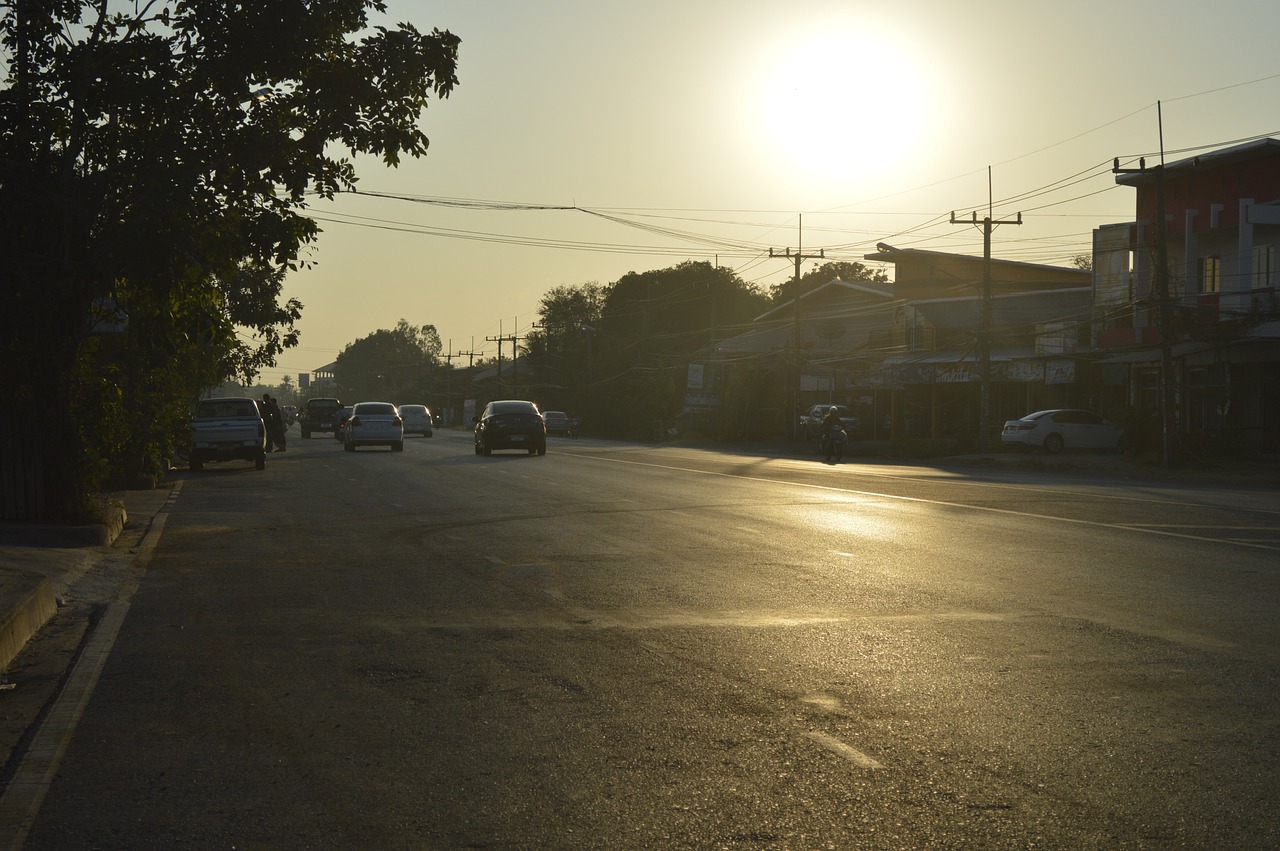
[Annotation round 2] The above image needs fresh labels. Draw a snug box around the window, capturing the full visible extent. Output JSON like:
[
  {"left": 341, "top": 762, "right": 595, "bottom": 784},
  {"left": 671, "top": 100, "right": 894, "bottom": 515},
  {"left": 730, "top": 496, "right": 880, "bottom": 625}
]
[
  {"left": 1199, "top": 255, "right": 1221, "bottom": 293},
  {"left": 1254, "top": 244, "right": 1274, "bottom": 289}
]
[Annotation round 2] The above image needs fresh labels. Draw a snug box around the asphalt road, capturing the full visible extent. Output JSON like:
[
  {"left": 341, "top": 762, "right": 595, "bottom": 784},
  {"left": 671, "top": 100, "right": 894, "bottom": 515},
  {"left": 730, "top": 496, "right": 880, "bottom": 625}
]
[{"left": 11, "top": 429, "right": 1280, "bottom": 848}]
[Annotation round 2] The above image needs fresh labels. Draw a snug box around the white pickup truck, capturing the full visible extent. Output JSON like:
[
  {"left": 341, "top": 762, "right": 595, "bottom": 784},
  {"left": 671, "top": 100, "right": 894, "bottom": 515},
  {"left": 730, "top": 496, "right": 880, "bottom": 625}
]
[{"left": 188, "top": 397, "right": 267, "bottom": 471}]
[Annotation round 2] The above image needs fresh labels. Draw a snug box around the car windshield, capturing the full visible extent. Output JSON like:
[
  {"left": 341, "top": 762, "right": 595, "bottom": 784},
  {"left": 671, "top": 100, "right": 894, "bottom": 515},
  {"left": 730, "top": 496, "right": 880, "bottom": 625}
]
[
  {"left": 401, "top": 406, "right": 425, "bottom": 415},
  {"left": 356, "top": 403, "right": 397, "bottom": 415}
]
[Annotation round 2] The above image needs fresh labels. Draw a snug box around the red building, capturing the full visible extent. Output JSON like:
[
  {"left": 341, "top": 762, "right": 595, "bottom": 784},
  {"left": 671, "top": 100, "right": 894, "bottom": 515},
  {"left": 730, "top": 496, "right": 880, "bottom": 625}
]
[{"left": 1097, "top": 138, "right": 1280, "bottom": 457}]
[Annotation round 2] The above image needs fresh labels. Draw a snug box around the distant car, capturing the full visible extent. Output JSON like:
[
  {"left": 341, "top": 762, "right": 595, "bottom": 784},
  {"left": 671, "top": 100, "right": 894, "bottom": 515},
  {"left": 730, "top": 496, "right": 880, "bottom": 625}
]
[
  {"left": 1001, "top": 409, "right": 1123, "bottom": 454},
  {"left": 399, "top": 404, "right": 434, "bottom": 437},
  {"left": 344, "top": 402, "right": 404, "bottom": 452},
  {"left": 800, "top": 404, "right": 856, "bottom": 438},
  {"left": 542, "top": 410, "right": 571, "bottom": 436},
  {"left": 474, "top": 400, "right": 547, "bottom": 456},
  {"left": 300, "top": 397, "right": 342, "bottom": 438}
]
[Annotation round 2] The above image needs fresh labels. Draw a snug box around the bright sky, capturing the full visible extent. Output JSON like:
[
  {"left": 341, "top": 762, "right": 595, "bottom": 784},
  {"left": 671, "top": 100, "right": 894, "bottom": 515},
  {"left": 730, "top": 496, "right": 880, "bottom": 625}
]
[{"left": 264, "top": 0, "right": 1280, "bottom": 384}]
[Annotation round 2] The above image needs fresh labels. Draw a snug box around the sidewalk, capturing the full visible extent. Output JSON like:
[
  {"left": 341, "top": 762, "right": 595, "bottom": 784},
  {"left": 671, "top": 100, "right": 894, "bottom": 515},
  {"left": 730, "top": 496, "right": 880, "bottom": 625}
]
[{"left": 0, "top": 483, "right": 176, "bottom": 673}]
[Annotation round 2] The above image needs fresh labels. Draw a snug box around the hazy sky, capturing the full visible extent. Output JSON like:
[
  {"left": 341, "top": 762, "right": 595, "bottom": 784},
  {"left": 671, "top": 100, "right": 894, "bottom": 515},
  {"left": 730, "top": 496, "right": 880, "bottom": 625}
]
[{"left": 266, "top": 0, "right": 1280, "bottom": 384}]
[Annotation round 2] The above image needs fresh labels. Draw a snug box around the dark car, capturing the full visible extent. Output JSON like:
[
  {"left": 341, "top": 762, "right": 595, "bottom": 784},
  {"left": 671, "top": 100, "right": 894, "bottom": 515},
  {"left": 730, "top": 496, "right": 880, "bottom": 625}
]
[
  {"left": 300, "top": 397, "right": 342, "bottom": 438},
  {"left": 800, "top": 404, "right": 856, "bottom": 438},
  {"left": 474, "top": 400, "right": 547, "bottom": 456},
  {"left": 542, "top": 410, "right": 571, "bottom": 437}
]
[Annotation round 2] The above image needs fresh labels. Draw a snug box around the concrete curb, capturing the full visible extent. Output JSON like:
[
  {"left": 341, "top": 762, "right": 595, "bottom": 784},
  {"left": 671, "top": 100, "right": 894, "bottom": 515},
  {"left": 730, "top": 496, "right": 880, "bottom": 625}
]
[
  {"left": 0, "top": 501, "right": 129, "bottom": 672},
  {"left": 0, "top": 574, "right": 57, "bottom": 673}
]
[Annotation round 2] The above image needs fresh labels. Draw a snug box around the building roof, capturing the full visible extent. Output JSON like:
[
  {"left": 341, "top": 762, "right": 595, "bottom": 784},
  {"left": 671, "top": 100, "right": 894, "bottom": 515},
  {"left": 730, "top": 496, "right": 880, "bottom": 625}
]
[
  {"left": 1114, "top": 137, "right": 1280, "bottom": 187},
  {"left": 911, "top": 287, "right": 1093, "bottom": 330},
  {"left": 755, "top": 277, "right": 893, "bottom": 323}
]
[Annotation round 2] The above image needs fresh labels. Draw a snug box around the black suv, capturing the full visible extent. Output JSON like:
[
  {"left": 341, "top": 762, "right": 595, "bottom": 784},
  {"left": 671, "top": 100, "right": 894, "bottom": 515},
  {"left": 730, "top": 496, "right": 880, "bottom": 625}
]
[{"left": 301, "top": 397, "right": 343, "bottom": 439}]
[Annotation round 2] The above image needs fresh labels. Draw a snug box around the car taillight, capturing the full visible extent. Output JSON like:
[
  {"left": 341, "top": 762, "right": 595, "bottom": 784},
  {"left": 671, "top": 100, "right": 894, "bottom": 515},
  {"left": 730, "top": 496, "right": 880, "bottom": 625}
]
[{"left": 1007, "top": 422, "right": 1034, "bottom": 431}]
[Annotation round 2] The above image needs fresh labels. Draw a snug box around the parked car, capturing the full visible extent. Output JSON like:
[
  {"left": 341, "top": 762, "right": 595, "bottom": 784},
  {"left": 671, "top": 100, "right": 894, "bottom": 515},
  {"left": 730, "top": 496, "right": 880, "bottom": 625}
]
[
  {"left": 187, "top": 397, "right": 267, "bottom": 471},
  {"left": 344, "top": 402, "right": 404, "bottom": 451},
  {"left": 1001, "top": 409, "right": 1123, "bottom": 454},
  {"left": 474, "top": 400, "right": 547, "bottom": 456},
  {"left": 542, "top": 410, "right": 571, "bottom": 436},
  {"left": 800, "top": 404, "right": 856, "bottom": 438},
  {"left": 399, "top": 404, "right": 434, "bottom": 437}
]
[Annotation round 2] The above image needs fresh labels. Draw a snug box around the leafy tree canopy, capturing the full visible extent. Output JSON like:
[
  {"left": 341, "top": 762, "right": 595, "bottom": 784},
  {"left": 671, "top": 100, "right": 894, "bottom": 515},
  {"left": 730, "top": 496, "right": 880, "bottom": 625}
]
[
  {"left": 770, "top": 260, "right": 890, "bottom": 303},
  {"left": 602, "top": 261, "right": 768, "bottom": 353},
  {"left": 0, "top": 0, "right": 459, "bottom": 518},
  {"left": 334, "top": 319, "right": 442, "bottom": 403}
]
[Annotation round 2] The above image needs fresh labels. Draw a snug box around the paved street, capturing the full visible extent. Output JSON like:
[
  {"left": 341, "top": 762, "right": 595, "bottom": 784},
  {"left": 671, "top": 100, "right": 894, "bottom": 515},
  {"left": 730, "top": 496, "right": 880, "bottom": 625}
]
[{"left": 7, "top": 430, "right": 1280, "bottom": 848}]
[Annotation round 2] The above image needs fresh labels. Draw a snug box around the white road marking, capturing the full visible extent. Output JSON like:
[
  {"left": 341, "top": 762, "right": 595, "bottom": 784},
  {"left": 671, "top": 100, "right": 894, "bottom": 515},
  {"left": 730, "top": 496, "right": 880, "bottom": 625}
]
[{"left": 806, "top": 731, "right": 884, "bottom": 769}]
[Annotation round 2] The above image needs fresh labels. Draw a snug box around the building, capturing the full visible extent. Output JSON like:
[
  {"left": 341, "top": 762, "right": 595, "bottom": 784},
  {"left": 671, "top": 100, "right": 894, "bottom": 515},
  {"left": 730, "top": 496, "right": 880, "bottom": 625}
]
[
  {"left": 1098, "top": 138, "right": 1280, "bottom": 458},
  {"left": 859, "top": 248, "right": 1092, "bottom": 442}
]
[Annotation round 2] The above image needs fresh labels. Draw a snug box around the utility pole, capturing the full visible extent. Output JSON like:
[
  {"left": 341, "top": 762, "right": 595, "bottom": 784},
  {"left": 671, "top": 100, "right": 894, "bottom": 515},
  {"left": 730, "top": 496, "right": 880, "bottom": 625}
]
[
  {"left": 951, "top": 175, "right": 1021, "bottom": 452},
  {"left": 1113, "top": 153, "right": 1175, "bottom": 466},
  {"left": 486, "top": 333, "right": 520, "bottom": 395},
  {"left": 770, "top": 215, "right": 824, "bottom": 439}
]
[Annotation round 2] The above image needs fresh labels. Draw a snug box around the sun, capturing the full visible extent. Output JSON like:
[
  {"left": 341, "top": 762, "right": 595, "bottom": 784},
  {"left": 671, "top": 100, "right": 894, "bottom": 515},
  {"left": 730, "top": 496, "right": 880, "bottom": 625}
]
[{"left": 752, "top": 25, "right": 932, "bottom": 183}]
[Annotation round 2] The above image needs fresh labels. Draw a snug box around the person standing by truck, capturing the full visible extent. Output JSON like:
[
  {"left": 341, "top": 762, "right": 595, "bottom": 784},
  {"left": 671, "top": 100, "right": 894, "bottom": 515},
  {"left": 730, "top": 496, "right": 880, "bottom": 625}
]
[{"left": 261, "top": 393, "right": 286, "bottom": 452}]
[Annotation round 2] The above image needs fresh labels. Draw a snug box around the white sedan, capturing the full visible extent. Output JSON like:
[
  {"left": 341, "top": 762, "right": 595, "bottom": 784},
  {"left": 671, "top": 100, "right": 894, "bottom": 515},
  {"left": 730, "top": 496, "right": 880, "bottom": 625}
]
[
  {"left": 343, "top": 402, "right": 404, "bottom": 452},
  {"left": 1001, "top": 409, "right": 1123, "bottom": 454}
]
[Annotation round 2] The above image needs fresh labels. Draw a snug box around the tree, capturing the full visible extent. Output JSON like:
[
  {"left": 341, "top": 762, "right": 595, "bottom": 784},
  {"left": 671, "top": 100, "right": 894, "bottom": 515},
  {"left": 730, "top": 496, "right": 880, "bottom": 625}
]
[
  {"left": 334, "top": 319, "right": 442, "bottom": 403},
  {"left": 591, "top": 262, "right": 768, "bottom": 438},
  {"left": 523, "top": 282, "right": 606, "bottom": 411},
  {"left": 0, "top": 1, "right": 459, "bottom": 519},
  {"left": 769, "top": 260, "right": 890, "bottom": 303}
]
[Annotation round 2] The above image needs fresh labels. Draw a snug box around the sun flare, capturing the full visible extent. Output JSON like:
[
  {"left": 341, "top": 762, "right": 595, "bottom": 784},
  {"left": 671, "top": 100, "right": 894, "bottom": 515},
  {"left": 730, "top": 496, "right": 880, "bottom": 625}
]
[{"left": 753, "top": 25, "right": 932, "bottom": 183}]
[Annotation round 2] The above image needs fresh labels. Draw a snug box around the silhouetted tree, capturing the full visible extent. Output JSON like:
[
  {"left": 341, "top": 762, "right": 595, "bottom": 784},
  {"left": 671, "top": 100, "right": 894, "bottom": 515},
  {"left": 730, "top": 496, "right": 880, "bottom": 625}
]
[
  {"left": 0, "top": 2, "right": 459, "bottom": 518},
  {"left": 769, "top": 261, "right": 890, "bottom": 303}
]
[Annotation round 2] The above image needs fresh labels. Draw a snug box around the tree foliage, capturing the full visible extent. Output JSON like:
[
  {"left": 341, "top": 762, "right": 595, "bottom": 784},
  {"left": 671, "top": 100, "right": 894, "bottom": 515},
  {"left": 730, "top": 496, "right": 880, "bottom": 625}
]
[
  {"left": 769, "top": 261, "right": 890, "bottom": 303},
  {"left": 590, "top": 262, "right": 768, "bottom": 437},
  {"left": 0, "top": 1, "right": 459, "bottom": 518},
  {"left": 334, "top": 319, "right": 442, "bottom": 403}
]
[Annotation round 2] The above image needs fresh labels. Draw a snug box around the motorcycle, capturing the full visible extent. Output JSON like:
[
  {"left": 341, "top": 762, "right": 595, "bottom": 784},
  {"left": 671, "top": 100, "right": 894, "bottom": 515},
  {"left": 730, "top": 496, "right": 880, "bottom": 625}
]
[{"left": 821, "top": 424, "right": 846, "bottom": 463}]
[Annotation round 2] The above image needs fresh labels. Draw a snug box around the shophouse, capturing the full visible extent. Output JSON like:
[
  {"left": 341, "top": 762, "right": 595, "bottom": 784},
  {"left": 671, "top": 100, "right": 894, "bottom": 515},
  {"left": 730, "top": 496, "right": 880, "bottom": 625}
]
[{"left": 1097, "top": 138, "right": 1280, "bottom": 457}]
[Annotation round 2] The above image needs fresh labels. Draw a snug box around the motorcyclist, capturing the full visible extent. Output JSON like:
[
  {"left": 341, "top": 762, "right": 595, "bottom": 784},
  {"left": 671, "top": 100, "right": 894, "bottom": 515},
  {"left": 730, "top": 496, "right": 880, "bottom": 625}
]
[
  {"left": 820, "top": 406, "right": 845, "bottom": 455},
  {"left": 821, "top": 406, "right": 843, "bottom": 432}
]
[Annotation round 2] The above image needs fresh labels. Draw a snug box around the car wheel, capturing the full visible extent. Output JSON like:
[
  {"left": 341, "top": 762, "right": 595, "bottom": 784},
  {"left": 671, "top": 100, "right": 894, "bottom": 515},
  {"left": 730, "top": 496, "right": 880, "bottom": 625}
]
[
  {"left": 255, "top": 453, "right": 266, "bottom": 471},
  {"left": 528, "top": 447, "right": 536, "bottom": 455},
  {"left": 393, "top": 441, "right": 404, "bottom": 452},
  {"left": 1044, "top": 433, "right": 1065, "bottom": 454},
  {"left": 537, "top": 445, "right": 547, "bottom": 456}
]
